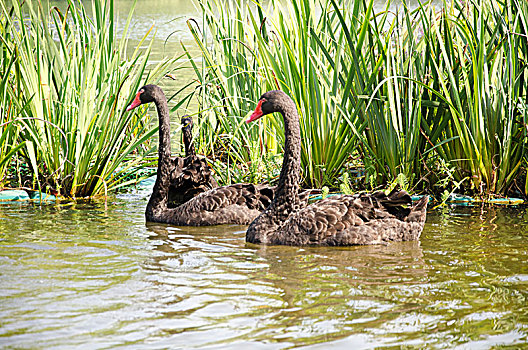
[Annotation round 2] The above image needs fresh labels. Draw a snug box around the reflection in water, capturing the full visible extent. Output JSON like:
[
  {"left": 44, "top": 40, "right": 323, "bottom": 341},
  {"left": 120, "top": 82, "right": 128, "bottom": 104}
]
[
  {"left": 143, "top": 222, "right": 429, "bottom": 347},
  {"left": 1, "top": 200, "right": 528, "bottom": 348},
  {"left": 2, "top": 0, "right": 526, "bottom": 347}
]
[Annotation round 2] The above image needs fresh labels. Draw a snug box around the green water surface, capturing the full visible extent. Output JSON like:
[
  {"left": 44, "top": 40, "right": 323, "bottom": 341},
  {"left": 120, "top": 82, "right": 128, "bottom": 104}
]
[
  {"left": 2, "top": 1, "right": 527, "bottom": 348},
  {"left": 1, "top": 193, "right": 527, "bottom": 348}
]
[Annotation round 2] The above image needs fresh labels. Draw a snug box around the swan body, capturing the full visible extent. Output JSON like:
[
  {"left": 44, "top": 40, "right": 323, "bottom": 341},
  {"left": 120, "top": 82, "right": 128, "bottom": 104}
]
[
  {"left": 126, "top": 85, "right": 276, "bottom": 226},
  {"left": 245, "top": 90, "right": 428, "bottom": 246}
]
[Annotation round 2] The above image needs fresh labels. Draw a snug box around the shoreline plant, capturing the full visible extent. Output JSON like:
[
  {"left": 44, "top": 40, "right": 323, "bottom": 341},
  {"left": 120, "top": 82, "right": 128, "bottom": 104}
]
[
  {"left": 0, "top": 0, "right": 179, "bottom": 197},
  {"left": 1, "top": 0, "right": 526, "bottom": 201},
  {"left": 189, "top": 0, "right": 528, "bottom": 198}
]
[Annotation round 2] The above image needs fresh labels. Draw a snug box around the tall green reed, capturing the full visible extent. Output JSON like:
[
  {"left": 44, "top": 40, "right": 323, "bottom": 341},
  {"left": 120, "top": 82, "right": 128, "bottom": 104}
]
[
  {"left": 0, "top": 0, "right": 177, "bottom": 197},
  {"left": 188, "top": 0, "right": 365, "bottom": 188},
  {"left": 190, "top": 0, "right": 527, "bottom": 196},
  {"left": 420, "top": 0, "right": 528, "bottom": 195},
  {"left": 0, "top": 55, "right": 26, "bottom": 188},
  {"left": 0, "top": 8, "right": 29, "bottom": 188},
  {"left": 325, "top": 0, "right": 527, "bottom": 195},
  {"left": 316, "top": 0, "right": 434, "bottom": 189}
]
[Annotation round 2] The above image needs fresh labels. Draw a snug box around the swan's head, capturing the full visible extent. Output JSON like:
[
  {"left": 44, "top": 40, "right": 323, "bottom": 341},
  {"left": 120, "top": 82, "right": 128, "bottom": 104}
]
[
  {"left": 181, "top": 116, "right": 193, "bottom": 130},
  {"left": 246, "top": 90, "right": 292, "bottom": 123},
  {"left": 126, "top": 85, "right": 161, "bottom": 111}
]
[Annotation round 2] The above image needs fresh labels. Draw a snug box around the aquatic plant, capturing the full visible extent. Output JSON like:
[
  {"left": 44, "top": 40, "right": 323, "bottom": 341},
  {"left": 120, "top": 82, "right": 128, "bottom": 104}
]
[
  {"left": 345, "top": 0, "right": 528, "bottom": 196},
  {"left": 0, "top": 0, "right": 177, "bottom": 197},
  {"left": 312, "top": 0, "right": 435, "bottom": 189},
  {"left": 190, "top": 0, "right": 528, "bottom": 197},
  {"left": 0, "top": 13, "right": 29, "bottom": 189},
  {"left": 422, "top": 0, "right": 528, "bottom": 195},
  {"left": 188, "top": 0, "right": 365, "bottom": 188},
  {"left": 0, "top": 74, "right": 26, "bottom": 188}
]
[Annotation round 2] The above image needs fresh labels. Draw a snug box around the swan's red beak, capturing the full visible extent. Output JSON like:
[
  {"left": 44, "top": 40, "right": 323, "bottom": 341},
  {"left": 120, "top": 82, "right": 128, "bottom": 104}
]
[
  {"left": 246, "top": 99, "right": 265, "bottom": 123},
  {"left": 126, "top": 91, "right": 143, "bottom": 111}
]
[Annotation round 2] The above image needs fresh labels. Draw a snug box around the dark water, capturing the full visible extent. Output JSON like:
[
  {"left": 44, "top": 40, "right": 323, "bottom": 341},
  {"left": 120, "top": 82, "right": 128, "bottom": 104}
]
[{"left": 1, "top": 193, "right": 527, "bottom": 348}]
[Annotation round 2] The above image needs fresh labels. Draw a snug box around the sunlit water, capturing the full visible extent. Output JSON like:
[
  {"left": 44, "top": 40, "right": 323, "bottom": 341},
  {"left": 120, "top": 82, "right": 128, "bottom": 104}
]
[
  {"left": 3, "top": 1, "right": 527, "bottom": 348},
  {"left": 1, "top": 191, "right": 527, "bottom": 348}
]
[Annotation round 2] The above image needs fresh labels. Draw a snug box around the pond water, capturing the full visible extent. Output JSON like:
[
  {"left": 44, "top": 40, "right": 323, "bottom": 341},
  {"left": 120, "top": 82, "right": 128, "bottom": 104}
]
[
  {"left": 1, "top": 192, "right": 527, "bottom": 348},
  {"left": 2, "top": 1, "right": 527, "bottom": 348}
]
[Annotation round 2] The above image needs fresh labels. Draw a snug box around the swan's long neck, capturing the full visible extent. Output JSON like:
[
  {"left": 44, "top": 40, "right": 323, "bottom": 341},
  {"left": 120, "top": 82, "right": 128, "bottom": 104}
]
[
  {"left": 272, "top": 103, "right": 302, "bottom": 216},
  {"left": 146, "top": 92, "right": 171, "bottom": 218},
  {"left": 246, "top": 98, "right": 302, "bottom": 243},
  {"left": 155, "top": 95, "right": 171, "bottom": 160},
  {"left": 182, "top": 125, "right": 195, "bottom": 156}
]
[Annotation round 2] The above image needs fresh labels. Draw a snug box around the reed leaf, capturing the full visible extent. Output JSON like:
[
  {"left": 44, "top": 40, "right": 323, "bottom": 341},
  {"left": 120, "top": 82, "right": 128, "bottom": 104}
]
[
  {"left": 189, "top": 0, "right": 364, "bottom": 188},
  {"left": 187, "top": 0, "right": 527, "bottom": 196},
  {"left": 424, "top": 0, "right": 528, "bottom": 195},
  {"left": 0, "top": 0, "right": 179, "bottom": 197}
]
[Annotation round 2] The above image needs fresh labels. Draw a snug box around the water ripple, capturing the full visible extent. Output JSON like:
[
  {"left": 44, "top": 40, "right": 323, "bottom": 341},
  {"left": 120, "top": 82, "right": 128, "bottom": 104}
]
[{"left": 1, "top": 201, "right": 528, "bottom": 348}]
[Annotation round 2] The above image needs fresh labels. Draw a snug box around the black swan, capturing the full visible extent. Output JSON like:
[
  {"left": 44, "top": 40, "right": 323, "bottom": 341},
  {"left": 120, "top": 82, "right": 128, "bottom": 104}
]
[
  {"left": 126, "top": 85, "right": 276, "bottom": 225},
  {"left": 245, "top": 90, "right": 429, "bottom": 246},
  {"left": 167, "top": 116, "right": 218, "bottom": 207}
]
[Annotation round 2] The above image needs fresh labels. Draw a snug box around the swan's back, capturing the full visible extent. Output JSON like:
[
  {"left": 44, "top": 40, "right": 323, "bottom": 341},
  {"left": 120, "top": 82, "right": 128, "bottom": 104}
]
[
  {"left": 153, "top": 183, "right": 276, "bottom": 226},
  {"left": 168, "top": 155, "right": 218, "bottom": 207},
  {"left": 267, "top": 190, "right": 429, "bottom": 246}
]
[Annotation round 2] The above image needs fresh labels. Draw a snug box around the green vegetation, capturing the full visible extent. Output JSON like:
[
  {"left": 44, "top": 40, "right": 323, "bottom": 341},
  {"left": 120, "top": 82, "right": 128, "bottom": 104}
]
[
  {"left": 1, "top": 0, "right": 526, "bottom": 200},
  {"left": 423, "top": 0, "right": 528, "bottom": 196},
  {"left": 0, "top": 0, "right": 177, "bottom": 197},
  {"left": 0, "top": 63, "right": 26, "bottom": 189},
  {"left": 189, "top": 0, "right": 528, "bottom": 198},
  {"left": 187, "top": 0, "right": 365, "bottom": 188}
]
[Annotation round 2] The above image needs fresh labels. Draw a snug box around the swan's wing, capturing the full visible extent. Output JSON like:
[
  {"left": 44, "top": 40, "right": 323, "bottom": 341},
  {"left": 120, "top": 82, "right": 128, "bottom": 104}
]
[
  {"left": 170, "top": 155, "right": 218, "bottom": 190},
  {"left": 255, "top": 184, "right": 276, "bottom": 209},
  {"left": 180, "top": 183, "right": 277, "bottom": 214},
  {"left": 163, "top": 179, "right": 311, "bottom": 226},
  {"left": 168, "top": 155, "right": 218, "bottom": 206},
  {"left": 274, "top": 195, "right": 364, "bottom": 245},
  {"left": 272, "top": 191, "right": 427, "bottom": 246},
  {"left": 163, "top": 183, "right": 277, "bottom": 226}
]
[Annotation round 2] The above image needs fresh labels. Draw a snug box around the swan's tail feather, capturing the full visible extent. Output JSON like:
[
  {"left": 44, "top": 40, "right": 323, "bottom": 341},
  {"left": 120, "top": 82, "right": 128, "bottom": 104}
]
[
  {"left": 386, "top": 188, "right": 412, "bottom": 205},
  {"left": 414, "top": 195, "right": 429, "bottom": 211},
  {"left": 406, "top": 196, "right": 429, "bottom": 223},
  {"left": 370, "top": 189, "right": 412, "bottom": 220}
]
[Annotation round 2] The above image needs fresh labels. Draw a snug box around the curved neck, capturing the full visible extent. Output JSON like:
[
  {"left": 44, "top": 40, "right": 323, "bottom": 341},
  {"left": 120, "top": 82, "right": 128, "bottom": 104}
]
[
  {"left": 147, "top": 92, "right": 171, "bottom": 217},
  {"left": 182, "top": 126, "right": 195, "bottom": 157},
  {"left": 155, "top": 96, "right": 171, "bottom": 160},
  {"left": 270, "top": 102, "right": 302, "bottom": 219},
  {"left": 246, "top": 94, "right": 302, "bottom": 243}
]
